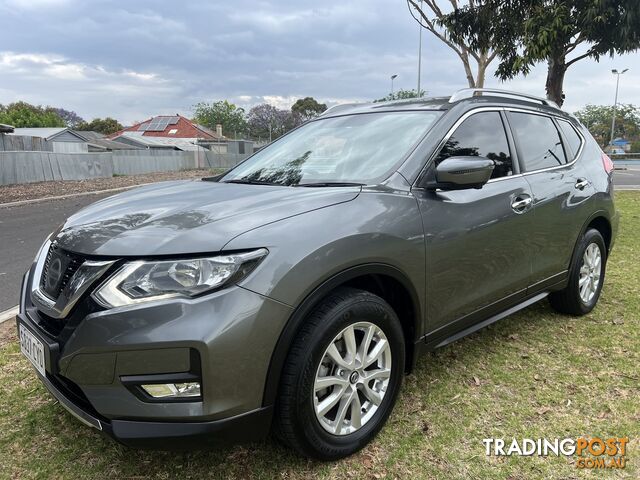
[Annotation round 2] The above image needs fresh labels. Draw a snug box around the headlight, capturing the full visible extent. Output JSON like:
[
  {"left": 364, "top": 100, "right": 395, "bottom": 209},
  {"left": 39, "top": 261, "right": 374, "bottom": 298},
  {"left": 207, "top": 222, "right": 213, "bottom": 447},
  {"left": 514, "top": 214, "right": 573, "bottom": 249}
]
[{"left": 92, "top": 249, "right": 267, "bottom": 308}]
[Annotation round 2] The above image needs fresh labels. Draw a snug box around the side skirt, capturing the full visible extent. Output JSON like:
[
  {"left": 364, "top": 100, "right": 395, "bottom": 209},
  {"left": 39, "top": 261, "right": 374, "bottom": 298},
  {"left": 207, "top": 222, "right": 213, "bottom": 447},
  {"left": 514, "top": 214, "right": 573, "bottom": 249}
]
[{"left": 423, "top": 292, "right": 549, "bottom": 351}]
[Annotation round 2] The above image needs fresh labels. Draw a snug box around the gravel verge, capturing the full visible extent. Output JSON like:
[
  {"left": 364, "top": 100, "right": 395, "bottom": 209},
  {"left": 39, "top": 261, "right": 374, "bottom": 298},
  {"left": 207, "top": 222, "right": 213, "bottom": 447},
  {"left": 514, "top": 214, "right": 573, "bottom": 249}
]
[{"left": 0, "top": 168, "right": 226, "bottom": 204}]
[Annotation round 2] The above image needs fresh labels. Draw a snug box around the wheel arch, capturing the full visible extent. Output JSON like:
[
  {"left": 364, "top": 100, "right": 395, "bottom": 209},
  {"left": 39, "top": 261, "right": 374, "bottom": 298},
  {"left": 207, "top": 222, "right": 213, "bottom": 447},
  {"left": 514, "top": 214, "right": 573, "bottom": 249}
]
[
  {"left": 261, "top": 263, "right": 423, "bottom": 408},
  {"left": 566, "top": 210, "right": 612, "bottom": 277}
]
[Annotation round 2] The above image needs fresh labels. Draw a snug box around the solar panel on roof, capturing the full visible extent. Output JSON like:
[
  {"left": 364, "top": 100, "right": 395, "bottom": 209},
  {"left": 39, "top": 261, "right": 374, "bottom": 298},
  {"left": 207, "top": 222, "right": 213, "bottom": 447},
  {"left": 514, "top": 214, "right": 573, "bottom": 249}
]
[{"left": 138, "top": 122, "right": 150, "bottom": 131}]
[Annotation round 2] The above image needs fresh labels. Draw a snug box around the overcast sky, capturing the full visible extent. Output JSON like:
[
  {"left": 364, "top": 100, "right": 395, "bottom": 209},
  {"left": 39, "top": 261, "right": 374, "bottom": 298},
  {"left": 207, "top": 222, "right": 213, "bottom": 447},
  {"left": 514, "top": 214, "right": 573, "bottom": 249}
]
[{"left": 1, "top": 0, "right": 639, "bottom": 124}]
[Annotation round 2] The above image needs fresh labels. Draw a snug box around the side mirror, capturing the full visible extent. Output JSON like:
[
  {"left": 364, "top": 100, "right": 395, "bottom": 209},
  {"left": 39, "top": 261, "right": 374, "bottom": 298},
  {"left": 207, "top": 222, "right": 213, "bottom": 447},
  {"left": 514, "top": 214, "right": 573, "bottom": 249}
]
[{"left": 425, "top": 156, "right": 495, "bottom": 190}]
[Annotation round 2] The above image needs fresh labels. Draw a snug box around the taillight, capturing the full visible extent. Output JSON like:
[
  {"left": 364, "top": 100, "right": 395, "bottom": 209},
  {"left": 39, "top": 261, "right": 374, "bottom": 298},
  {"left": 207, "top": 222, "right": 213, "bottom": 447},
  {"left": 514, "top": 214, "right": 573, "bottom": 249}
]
[{"left": 601, "top": 153, "right": 614, "bottom": 174}]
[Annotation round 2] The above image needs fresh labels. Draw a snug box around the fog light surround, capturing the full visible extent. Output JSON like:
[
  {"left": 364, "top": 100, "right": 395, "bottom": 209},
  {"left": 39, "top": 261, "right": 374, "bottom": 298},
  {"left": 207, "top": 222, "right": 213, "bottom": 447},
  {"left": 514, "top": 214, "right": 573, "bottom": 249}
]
[{"left": 141, "top": 382, "right": 201, "bottom": 399}]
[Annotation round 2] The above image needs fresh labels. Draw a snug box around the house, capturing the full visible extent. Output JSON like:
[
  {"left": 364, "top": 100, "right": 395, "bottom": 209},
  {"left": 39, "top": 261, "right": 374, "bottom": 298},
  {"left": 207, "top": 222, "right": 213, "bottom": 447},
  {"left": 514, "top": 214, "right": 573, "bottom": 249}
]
[
  {"left": 7, "top": 127, "right": 89, "bottom": 153},
  {"left": 611, "top": 138, "right": 631, "bottom": 152},
  {"left": 74, "top": 131, "right": 142, "bottom": 152},
  {"left": 109, "top": 115, "right": 228, "bottom": 152}
]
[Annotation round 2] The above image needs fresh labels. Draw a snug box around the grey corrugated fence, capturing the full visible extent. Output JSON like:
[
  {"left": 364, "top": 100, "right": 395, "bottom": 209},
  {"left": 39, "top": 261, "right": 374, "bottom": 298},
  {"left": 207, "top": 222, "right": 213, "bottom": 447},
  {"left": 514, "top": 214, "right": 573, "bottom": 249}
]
[
  {"left": 0, "top": 134, "right": 52, "bottom": 152},
  {"left": 0, "top": 150, "right": 249, "bottom": 186}
]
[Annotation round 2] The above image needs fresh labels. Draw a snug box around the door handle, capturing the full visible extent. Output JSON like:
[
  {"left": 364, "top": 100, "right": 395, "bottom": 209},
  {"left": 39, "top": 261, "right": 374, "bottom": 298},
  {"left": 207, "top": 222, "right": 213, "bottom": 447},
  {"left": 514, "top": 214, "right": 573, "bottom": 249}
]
[
  {"left": 511, "top": 196, "right": 532, "bottom": 213},
  {"left": 575, "top": 178, "right": 590, "bottom": 190}
]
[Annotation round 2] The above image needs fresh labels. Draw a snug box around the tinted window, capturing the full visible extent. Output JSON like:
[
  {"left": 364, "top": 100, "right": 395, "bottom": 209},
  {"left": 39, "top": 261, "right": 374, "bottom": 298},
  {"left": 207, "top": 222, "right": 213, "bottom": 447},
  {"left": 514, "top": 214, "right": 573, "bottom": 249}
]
[
  {"left": 557, "top": 119, "right": 583, "bottom": 158},
  {"left": 436, "top": 111, "right": 513, "bottom": 179},
  {"left": 509, "top": 112, "right": 567, "bottom": 171}
]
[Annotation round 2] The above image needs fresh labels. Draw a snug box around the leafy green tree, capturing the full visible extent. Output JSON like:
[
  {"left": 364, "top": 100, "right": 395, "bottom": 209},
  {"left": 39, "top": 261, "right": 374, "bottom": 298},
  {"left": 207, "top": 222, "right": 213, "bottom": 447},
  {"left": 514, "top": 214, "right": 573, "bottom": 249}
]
[
  {"left": 77, "top": 117, "right": 124, "bottom": 135},
  {"left": 291, "top": 97, "right": 327, "bottom": 122},
  {"left": 0, "top": 101, "right": 65, "bottom": 128},
  {"left": 193, "top": 100, "right": 247, "bottom": 138},
  {"left": 574, "top": 104, "right": 640, "bottom": 146},
  {"left": 442, "top": 0, "right": 640, "bottom": 106},
  {"left": 374, "top": 89, "right": 426, "bottom": 103}
]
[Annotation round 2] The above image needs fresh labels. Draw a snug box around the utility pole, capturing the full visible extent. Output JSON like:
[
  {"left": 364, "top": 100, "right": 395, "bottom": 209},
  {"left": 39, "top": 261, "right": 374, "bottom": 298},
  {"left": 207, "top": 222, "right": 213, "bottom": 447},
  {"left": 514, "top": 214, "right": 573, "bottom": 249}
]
[
  {"left": 609, "top": 68, "right": 628, "bottom": 147},
  {"left": 417, "top": 0, "right": 423, "bottom": 96},
  {"left": 391, "top": 74, "right": 398, "bottom": 96}
]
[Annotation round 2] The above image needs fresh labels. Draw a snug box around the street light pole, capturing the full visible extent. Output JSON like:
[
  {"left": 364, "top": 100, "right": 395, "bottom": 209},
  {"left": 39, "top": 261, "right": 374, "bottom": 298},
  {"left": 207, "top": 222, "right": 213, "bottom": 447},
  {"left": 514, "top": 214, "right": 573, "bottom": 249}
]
[
  {"left": 609, "top": 68, "right": 628, "bottom": 147},
  {"left": 391, "top": 74, "right": 398, "bottom": 96},
  {"left": 417, "top": 0, "right": 423, "bottom": 96}
]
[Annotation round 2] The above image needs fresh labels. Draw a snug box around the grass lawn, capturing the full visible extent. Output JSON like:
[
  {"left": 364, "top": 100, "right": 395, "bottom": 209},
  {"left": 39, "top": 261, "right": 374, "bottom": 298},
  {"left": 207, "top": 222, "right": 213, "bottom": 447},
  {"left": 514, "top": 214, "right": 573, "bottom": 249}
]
[{"left": 1, "top": 191, "right": 638, "bottom": 479}]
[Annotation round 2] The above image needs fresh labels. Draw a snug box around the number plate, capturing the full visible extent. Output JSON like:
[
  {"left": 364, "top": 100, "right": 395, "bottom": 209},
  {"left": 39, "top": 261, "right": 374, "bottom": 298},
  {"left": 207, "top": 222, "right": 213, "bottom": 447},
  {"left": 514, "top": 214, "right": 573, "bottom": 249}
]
[{"left": 19, "top": 324, "right": 47, "bottom": 377}]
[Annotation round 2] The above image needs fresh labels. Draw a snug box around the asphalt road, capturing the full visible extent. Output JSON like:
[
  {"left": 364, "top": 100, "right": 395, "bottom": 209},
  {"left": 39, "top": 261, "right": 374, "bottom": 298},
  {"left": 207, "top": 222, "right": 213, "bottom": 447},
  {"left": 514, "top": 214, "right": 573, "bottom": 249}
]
[
  {"left": 0, "top": 193, "right": 113, "bottom": 312},
  {"left": 1, "top": 168, "right": 639, "bottom": 312},
  {"left": 613, "top": 165, "right": 640, "bottom": 188}
]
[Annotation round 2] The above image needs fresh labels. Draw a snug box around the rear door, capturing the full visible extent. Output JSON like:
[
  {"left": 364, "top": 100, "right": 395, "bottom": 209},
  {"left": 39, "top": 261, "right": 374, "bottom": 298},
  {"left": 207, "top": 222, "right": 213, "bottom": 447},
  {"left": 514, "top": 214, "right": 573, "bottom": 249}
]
[
  {"left": 505, "top": 110, "right": 593, "bottom": 289},
  {"left": 413, "top": 109, "right": 534, "bottom": 333}
]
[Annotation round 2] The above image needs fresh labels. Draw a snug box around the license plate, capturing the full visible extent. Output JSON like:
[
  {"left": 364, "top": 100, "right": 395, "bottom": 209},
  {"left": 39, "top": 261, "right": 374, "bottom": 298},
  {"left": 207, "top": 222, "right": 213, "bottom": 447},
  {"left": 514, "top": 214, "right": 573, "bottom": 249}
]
[{"left": 19, "top": 324, "right": 47, "bottom": 377}]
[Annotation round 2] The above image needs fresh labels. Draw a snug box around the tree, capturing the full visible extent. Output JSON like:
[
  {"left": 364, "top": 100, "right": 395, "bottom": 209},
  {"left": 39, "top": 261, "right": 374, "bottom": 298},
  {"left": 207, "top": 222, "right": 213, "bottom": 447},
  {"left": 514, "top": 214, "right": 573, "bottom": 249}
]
[
  {"left": 77, "top": 117, "right": 123, "bottom": 135},
  {"left": 374, "top": 89, "right": 426, "bottom": 102},
  {"left": 50, "top": 108, "right": 85, "bottom": 128},
  {"left": 247, "top": 103, "right": 296, "bottom": 141},
  {"left": 193, "top": 100, "right": 247, "bottom": 138},
  {"left": 442, "top": 0, "right": 640, "bottom": 106},
  {"left": 407, "top": 0, "right": 499, "bottom": 88},
  {"left": 0, "top": 101, "right": 65, "bottom": 128},
  {"left": 574, "top": 104, "right": 640, "bottom": 146},
  {"left": 291, "top": 97, "right": 327, "bottom": 122}
]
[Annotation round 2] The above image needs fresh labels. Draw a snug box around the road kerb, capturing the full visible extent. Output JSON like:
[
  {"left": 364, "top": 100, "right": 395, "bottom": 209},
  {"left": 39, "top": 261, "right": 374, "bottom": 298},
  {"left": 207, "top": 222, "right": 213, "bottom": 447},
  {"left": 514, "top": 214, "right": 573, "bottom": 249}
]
[
  {"left": 0, "top": 183, "right": 152, "bottom": 209},
  {"left": 0, "top": 306, "right": 18, "bottom": 324}
]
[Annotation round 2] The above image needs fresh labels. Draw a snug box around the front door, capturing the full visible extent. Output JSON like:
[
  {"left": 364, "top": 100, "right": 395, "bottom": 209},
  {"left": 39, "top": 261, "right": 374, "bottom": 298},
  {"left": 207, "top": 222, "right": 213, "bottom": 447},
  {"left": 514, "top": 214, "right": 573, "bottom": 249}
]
[{"left": 413, "top": 110, "right": 534, "bottom": 335}]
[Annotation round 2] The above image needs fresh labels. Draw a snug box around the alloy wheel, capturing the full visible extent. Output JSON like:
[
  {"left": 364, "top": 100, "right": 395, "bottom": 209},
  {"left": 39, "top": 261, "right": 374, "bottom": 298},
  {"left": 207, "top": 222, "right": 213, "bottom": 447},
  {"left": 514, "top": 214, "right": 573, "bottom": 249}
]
[
  {"left": 579, "top": 243, "right": 602, "bottom": 303},
  {"left": 313, "top": 321, "right": 392, "bottom": 436}
]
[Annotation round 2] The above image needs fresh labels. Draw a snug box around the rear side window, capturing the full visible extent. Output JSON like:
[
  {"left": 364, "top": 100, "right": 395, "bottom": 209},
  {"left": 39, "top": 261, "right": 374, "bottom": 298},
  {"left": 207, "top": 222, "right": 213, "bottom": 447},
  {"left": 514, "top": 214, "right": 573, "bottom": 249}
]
[
  {"left": 436, "top": 111, "right": 513, "bottom": 179},
  {"left": 557, "top": 119, "right": 583, "bottom": 158},
  {"left": 509, "top": 112, "right": 567, "bottom": 171}
]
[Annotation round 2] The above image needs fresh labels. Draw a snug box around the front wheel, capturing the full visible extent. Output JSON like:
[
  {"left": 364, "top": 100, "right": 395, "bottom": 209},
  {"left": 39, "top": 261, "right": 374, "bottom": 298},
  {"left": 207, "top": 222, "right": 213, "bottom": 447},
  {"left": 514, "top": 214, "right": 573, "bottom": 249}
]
[
  {"left": 549, "top": 228, "right": 607, "bottom": 315},
  {"left": 274, "top": 287, "right": 405, "bottom": 460}
]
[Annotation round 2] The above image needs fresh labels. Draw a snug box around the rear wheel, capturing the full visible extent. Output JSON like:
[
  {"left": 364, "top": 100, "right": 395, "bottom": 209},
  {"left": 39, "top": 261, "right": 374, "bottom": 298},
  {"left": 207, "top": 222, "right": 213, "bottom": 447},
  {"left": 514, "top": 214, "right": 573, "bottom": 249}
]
[
  {"left": 549, "top": 228, "right": 606, "bottom": 315},
  {"left": 274, "top": 287, "right": 405, "bottom": 460}
]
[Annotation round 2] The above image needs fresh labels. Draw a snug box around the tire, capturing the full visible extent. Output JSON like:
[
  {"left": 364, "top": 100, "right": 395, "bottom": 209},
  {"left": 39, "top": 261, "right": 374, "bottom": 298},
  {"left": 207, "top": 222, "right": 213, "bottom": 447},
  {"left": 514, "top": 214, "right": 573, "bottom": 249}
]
[
  {"left": 549, "top": 228, "right": 607, "bottom": 315},
  {"left": 273, "top": 287, "right": 405, "bottom": 460}
]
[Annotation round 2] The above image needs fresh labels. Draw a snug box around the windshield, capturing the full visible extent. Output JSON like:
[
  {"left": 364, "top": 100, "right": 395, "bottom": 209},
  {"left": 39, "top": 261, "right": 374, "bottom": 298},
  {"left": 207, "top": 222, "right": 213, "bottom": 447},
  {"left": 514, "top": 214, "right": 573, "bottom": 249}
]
[{"left": 221, "top": 111, "right": 441, "bottom": 186}]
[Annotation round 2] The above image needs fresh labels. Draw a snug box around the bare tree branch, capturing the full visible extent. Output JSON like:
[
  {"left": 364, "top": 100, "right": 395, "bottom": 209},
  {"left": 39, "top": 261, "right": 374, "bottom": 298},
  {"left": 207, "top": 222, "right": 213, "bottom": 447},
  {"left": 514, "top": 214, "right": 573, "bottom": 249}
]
[
  {"left": 406, "top": 0, "right": 496, "bottom": 88},
  {"left": 565, "top": 50, "right": 593, "bottom": 68}
]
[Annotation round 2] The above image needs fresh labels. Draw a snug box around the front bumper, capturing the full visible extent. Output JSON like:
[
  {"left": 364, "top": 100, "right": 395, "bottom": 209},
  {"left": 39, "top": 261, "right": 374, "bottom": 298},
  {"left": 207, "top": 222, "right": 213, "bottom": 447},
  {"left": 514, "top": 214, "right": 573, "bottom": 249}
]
[
  {"left": 18, "top": 263, "right": 292, "bottom": 447},
  {"left": 30, "top": 363, "right": 273, "bottom": 448}
]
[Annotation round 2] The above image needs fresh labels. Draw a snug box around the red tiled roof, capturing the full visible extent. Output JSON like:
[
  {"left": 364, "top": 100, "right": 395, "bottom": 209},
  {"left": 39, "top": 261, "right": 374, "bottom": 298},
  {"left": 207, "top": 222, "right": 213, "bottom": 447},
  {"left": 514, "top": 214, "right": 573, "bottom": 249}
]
[{"left": 108, "top": 115, "right": 222, "bottom": 140}]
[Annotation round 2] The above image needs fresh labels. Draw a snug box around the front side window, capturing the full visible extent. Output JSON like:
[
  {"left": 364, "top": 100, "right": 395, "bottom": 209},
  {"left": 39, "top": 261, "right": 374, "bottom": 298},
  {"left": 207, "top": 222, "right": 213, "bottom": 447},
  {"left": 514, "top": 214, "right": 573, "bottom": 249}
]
[
  {"left": 435, "top": 111, "right": 513, "bottom": 179},
  {"left": 509, "top": 112, "right": 567, "bottom": 171},
  {"left": 222, "top": 111, "right": 441, "bottom": 186}
]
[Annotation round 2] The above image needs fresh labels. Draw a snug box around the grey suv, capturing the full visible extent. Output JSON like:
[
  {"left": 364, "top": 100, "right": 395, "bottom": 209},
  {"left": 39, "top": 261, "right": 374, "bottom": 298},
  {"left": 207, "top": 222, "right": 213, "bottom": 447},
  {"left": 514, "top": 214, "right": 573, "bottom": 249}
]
[{"left": 17, "top": 89, "right": 618, "bottom": 459}]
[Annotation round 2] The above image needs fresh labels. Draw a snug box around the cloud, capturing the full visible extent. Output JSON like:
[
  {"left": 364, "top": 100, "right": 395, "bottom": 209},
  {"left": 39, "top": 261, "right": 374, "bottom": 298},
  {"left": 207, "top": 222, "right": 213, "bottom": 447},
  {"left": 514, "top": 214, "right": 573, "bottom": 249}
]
[{"left": 0, "top": 0, "right": 638, "bottom": 123}]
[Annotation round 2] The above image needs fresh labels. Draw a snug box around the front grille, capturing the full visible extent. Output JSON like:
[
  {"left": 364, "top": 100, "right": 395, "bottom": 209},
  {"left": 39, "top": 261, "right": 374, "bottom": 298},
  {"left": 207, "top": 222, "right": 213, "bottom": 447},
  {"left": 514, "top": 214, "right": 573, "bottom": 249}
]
[
  {"left": 39, "top": 244, "right": 85, "bottom": 300},
  {"left": 37, "top": 310, "right": 66, "bottom": 337}
]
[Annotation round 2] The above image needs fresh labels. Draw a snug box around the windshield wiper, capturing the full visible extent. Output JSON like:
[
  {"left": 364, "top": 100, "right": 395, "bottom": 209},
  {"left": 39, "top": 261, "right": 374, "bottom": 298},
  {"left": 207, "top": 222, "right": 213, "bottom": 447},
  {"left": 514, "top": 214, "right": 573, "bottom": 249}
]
[
  {"left": 221, "top": 179, "right": 283, "bottom": 186},
  {"left": 294, "top": 182, "right": 365, "bottom": 187}
]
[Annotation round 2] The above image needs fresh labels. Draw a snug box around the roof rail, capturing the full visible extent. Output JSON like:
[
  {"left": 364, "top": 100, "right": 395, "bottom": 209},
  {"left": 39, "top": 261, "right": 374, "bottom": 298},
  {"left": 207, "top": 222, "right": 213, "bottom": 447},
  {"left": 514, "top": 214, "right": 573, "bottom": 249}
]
[
  {"left": 449, "top": 88, "right": 560, "bottom": 108},
  {"left": 320, "top": 103, "right": 361, "bottom": 116}
]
